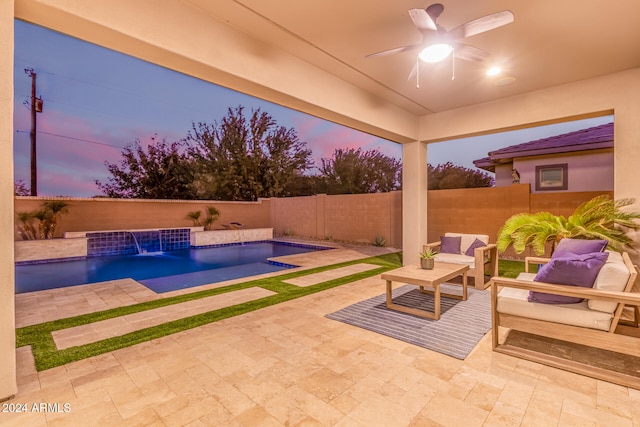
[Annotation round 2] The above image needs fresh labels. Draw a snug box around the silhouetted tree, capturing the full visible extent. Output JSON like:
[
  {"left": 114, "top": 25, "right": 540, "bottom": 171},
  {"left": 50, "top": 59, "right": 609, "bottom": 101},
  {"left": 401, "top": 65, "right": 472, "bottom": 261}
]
[
  {"left": 427, "top": 162, "right": 494, "bottom": 190},
  {"left": 318, "top": 147, "right": 402, "bottom": 194},
  {"left": 14, "top": 180, "right": 29, "bottom": 196},
  {"left": 96, "top": 136, "right": 197, "bottom": 199},
  {"left": 186, "top": 106, "right": 313, "bottom": 201},
  {"left": 282, "top": 174, "right": 329, "bottom": 196}
]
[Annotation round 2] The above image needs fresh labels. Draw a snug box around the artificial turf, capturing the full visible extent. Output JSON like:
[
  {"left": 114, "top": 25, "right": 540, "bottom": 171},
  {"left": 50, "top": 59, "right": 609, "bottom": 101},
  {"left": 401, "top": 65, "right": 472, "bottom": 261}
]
[
  {"left": 17, "top": 251, "right": 403, "bottom": 371},
  {"left": 16, "top": 252, "right": 527, "bottom": 371}
]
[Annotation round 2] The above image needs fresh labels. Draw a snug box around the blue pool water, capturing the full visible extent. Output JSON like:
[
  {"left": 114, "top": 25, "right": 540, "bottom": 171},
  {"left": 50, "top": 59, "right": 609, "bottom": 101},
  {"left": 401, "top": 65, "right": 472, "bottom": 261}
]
[{"left": 15, "top": 242, "right": 328, "bottom": 294}]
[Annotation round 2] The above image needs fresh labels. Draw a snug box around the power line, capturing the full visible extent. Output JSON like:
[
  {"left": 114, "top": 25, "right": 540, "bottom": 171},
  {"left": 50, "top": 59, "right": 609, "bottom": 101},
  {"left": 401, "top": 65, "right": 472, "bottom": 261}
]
[
  {"left": 13, "top": 59, "right": 208, "bottom": 117},
  {"left": 15, "top": 130, "right": 126, "bottom": 150},
  {"left": 15, "top": 95, "right": 147, "bottom": 123}
]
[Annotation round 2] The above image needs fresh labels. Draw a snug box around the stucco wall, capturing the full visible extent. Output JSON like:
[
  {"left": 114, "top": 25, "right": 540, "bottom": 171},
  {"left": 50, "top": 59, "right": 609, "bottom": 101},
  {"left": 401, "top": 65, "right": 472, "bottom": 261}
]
[
  {"left": 0, "top": 0, "right": 17, "bottom": 401},
  {"left": 15, "top": 192, "right": 404, "bottom": 248},
  {"left": 427, "top": 186, "right": 614, "bottom": 260},
  {"left": 4, "top": 0, "right": 640, "bottom": 400},
  {"left": 493, "top": 149, "right": 614, "bottom": 192},
  {"left": 495, "top": 164, "right": 514, "bottom": 187},
  {"left": 402, "top": 68, "right": 640, "bottom": 264},
  {"left": 323, "top": 192, "right": 402, "bottom": 246},
  {"left": 513, "top": 149, "right": 614, "bottom": 193},
  {"left": 14, "top": 197, "right": 272, "bottom": 239}
]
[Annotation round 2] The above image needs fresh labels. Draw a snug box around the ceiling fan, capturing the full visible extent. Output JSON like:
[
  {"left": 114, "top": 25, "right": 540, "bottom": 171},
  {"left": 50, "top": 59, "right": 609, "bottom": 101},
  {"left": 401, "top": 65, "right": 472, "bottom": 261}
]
[{"left": 366, "top": 3, "right": 514, "bottom": 81}]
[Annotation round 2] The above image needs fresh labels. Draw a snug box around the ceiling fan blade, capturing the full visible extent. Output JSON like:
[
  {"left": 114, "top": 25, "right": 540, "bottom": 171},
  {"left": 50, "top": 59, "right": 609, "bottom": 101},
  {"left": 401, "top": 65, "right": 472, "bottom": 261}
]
[
  {"left": 407, "top": 62, "right": 418, "bottom": 81},
  {"left": 453, "top": 44, "right": 489, "bottom": 62},
  {"left": 425, "top": 3, "right": 445, "bottom": 22},
  {"left": 408, "top": 8, "right": 437, "bottom": 33},
  {"left": 365, "top": 43, "right": 422, "bottom": 58},
  {"left": 448, "top": 10, "right": 514, "bottom": 40}
]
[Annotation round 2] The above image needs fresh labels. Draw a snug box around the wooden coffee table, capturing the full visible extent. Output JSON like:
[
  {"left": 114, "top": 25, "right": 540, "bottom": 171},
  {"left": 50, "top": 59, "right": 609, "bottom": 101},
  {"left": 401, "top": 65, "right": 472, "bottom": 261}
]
[{"left": 381, "top": 262, "right": 469, "bottom": 320}]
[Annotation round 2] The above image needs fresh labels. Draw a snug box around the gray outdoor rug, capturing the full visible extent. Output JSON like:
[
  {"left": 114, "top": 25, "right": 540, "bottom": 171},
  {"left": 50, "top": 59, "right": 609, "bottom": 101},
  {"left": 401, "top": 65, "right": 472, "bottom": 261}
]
[{"left": 326, "top": 284, "right": 491, "bottom": 359}]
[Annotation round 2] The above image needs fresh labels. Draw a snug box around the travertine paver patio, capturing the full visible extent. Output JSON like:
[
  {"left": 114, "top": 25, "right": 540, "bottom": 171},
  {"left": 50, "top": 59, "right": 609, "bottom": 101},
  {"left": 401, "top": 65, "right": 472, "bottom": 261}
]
[
  {"left": 284, "top": 263, "right": 380, "bottom": 287},
  {"left": 14, "top": 240, "right": 390, "bottom": 328},
  {"left": 5, "top": 241, "right": 640, "bottom": 426},
  {"left": 52, "top": 262, "right": 381, "bottom": 350},
  {"left": 52, "top": 287, "right": 276, "bottom": 350},
  {"left": 6, "top": 275, "right": 640, "bottom": 426}
]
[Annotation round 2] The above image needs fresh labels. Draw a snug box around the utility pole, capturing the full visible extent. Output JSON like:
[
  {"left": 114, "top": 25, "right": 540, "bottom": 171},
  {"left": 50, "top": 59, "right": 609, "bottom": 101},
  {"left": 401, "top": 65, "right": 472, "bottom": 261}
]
[{"left": 24, "top": 68, "right": 42, "bottom": 196}]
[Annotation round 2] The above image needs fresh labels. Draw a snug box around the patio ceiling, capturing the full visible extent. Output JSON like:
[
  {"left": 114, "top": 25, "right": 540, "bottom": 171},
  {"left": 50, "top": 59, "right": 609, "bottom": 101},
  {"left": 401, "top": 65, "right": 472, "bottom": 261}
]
[{"left": 185, "top": 0, "right": 640, "bottom": 116}]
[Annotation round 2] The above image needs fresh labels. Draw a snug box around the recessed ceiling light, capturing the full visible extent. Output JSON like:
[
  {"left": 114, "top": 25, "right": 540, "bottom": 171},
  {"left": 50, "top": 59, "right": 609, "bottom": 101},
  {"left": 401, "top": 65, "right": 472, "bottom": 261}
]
[
  {"left": 486, "top": 66, "right": 502, "bottom": 76},
  {"left": 495, "top": 77, "right": 516, "bottom": 86}
]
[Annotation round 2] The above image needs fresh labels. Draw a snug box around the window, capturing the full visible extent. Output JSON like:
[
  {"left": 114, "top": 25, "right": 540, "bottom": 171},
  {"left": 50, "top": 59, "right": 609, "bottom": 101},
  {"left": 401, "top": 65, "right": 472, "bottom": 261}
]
[{"left": 535, "top": 163, "right": 568, "bottom": 191}]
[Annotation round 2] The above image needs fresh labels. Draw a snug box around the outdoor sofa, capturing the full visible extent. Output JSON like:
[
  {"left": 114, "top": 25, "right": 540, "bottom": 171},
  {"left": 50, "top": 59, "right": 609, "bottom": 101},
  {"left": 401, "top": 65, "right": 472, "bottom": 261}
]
[
  {"left": 491, "top": 242, "right": 640, "bottom": 389},
  {"left": 424, "top": 232, "right": 498, "bottom": 289}
]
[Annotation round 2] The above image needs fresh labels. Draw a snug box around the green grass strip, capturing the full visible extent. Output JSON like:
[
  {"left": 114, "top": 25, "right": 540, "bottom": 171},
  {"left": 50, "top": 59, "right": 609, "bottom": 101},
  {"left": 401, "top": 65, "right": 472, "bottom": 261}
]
[
  {"left": 497, "top": 259, "right": 527, "bottom": 278},
  {"left": 17, "top": 252, "right": 402, "bottom": 371}
]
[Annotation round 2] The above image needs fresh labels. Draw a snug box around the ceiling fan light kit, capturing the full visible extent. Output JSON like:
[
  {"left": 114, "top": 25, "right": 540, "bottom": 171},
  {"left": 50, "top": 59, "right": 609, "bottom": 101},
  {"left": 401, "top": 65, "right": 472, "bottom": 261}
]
[
  {"left": 418, "top": 43, "right": 453, "bottom": 63},
  {"left": 366, "top": 3, "right": 514, "bottom": 84},
  {"left": 486, "top": 66, "right": 502, "bottom": 76}
]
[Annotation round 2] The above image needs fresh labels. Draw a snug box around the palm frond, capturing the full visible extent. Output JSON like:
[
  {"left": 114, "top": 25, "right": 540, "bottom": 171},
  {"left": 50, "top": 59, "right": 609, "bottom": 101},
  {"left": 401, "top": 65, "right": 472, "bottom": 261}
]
[{"left": 499, "top": 195, "right": 640, "bottom": 255}]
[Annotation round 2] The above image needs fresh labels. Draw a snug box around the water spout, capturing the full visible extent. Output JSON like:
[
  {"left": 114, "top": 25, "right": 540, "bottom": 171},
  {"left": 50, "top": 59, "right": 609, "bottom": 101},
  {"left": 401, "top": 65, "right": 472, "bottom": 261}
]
[{"left": 128, "top": 231, "right": 142, "bottom": 254}]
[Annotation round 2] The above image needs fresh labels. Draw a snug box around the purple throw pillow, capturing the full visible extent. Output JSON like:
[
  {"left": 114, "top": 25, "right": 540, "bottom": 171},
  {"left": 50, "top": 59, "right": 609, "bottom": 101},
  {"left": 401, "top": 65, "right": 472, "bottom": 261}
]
[
  {"left": 465, "top": 238, "right": 486, "bottom": 256},
  {"left": 440, "top": 236, "right": 462, "bottom": 254},
  {"left": 528, "top": 251, "right": 609, "bottom": 304},
  {"left": 552, "top": 238, "right": 608, "bottom": 259}
]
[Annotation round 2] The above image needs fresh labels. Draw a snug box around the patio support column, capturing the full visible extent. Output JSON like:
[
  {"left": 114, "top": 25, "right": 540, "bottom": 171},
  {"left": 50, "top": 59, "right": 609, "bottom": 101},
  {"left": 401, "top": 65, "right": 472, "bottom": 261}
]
[
  {"left": 402, "top": 140, "right": 428, "bottom": 266},
  {"left": 0, "top": 0, "right": 17, "bottom": 401}
]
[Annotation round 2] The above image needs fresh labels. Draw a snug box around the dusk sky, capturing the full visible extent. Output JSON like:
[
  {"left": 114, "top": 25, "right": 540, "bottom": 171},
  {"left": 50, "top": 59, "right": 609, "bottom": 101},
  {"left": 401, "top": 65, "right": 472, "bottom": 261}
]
[{"left": 13, "top": 20, "right": 612, "bottom": 198}]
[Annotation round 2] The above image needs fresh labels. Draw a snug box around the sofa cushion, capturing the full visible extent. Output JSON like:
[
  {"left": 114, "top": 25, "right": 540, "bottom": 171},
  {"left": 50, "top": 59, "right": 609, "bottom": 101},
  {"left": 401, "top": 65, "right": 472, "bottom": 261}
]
[
  {"left": 465, "top": 238, "right": 487, "bottom": 256},
  {"left": 498, "top": 286, "right": 613, "bottom": 331},
  {"left": 529, "top": 251, "right": 609, "bottom": 304},
  {"left": 553, "top": 238, "right": 608, "bottom": 259},
  {"left": 434, "top": 252, "right": 474, "bottom": 268},
  {"left": 445, "top": 233, "right": 489, "bottom": 254},
  {"left": 588, "top": 251, "right": 631, "bottom": 313},
  {"left": 440, "top": 236, "right": 462, "bottom": 254}
]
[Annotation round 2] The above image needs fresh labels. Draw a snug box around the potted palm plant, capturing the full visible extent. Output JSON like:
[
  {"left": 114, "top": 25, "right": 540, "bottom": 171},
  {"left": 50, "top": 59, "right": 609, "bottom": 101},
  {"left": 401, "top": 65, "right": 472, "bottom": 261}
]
[
  {"left": 497, "top": 195, "right": 640, "bottom": 255},
  {"left": 419, "top": 247, "right": 437, "bottom": 269}
]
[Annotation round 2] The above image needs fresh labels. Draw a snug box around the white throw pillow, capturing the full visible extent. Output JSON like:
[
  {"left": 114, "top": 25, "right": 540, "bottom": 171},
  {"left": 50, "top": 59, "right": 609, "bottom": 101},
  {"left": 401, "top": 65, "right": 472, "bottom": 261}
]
[{"left": 588, "top": 251, "right": 630, "bottom": 313}]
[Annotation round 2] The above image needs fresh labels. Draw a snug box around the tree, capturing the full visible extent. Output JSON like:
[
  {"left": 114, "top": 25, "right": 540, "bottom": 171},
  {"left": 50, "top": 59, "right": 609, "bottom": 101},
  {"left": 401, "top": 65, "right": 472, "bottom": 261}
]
[
  {"left": 186, "top": 106, "right": 313, "bottom": 201},
  {"left": 427, "top": 162, "right": 494, "bottom": 190},
  {"left": 318, "top": 148, "right": 402, "bottom": 194},
  {"left": 14, "top": 180, "right": 30, "bottom": 196},
  {"left": 281, "top": 174, "right": 329, "bottom": 196},
  {"left": 497, "top": 195, "right": 640, "bottom": 255},
  {"left": 96, "top": 136, "right": 197, "bottom": 199}
]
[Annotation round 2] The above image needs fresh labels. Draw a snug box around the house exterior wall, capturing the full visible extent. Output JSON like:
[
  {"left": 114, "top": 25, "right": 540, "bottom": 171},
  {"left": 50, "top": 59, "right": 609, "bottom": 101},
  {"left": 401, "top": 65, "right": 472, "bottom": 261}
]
[
  {"left": 493, "top": 148, "right": 614, "bottom": 193},
  {"left": 414, "top": 69, "right": 640, "bottom": 266},
  {"left": 495, "top": 164, "right": 514, "bottom": 187},
  {"left": 512, "top": 149, "right": 614, "bottom": 193},
  {"left": 2, "top": 0, "right": 640, "bottom": 399},
  {"left": 0, "top": 0, "right": 17, "bottom": 401}
]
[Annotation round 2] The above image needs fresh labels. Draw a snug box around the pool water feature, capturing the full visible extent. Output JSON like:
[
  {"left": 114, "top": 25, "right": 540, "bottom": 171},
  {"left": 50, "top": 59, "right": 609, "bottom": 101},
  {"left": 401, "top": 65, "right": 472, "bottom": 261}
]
[{"left": 15, "top": 241, "right": 330, "bottom": 294}]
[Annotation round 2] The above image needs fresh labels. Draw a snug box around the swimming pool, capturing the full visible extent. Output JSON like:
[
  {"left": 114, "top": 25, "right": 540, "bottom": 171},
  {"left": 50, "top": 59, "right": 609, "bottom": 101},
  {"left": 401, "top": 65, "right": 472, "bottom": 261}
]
[{"left": 15, "top": 241, "right": 329, "bottom": 294}]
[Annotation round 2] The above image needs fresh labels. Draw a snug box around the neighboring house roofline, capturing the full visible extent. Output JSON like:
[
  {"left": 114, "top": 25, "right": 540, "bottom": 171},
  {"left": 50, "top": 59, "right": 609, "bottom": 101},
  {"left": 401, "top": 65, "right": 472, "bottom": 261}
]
[{"left": 473, "top": 122, "right": 613, "bottom": 172}]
